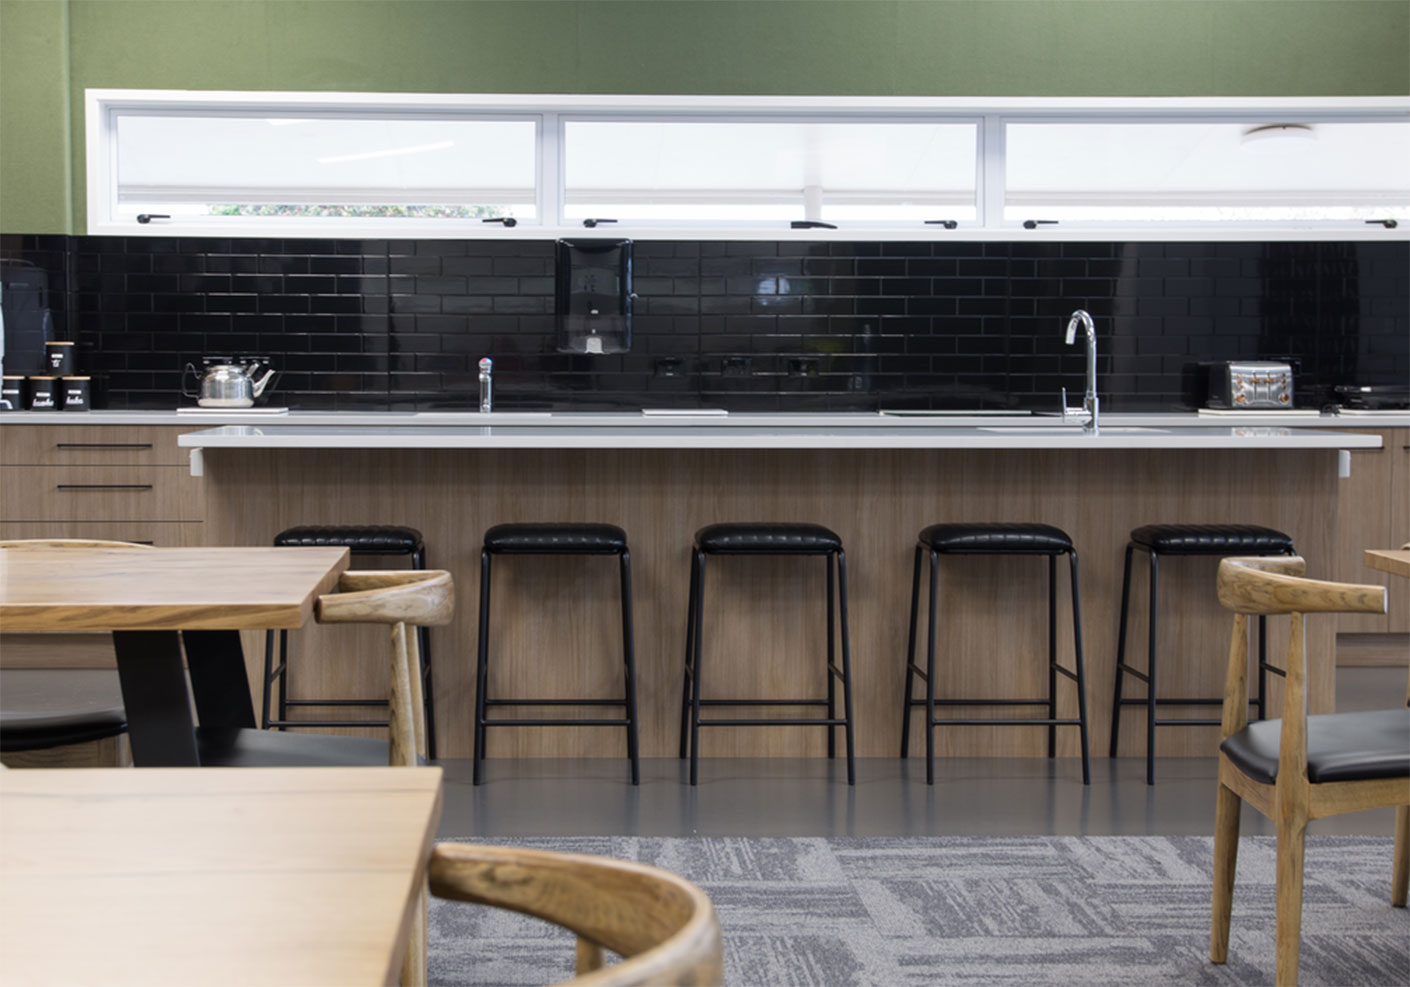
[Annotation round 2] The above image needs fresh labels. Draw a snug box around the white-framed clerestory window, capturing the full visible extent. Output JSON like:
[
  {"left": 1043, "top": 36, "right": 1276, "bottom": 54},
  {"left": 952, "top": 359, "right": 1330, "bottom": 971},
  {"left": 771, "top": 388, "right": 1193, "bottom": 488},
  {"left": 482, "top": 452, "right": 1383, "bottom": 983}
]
[{"left": 85, "top": 91, "right": 1410, "bottom": 241}]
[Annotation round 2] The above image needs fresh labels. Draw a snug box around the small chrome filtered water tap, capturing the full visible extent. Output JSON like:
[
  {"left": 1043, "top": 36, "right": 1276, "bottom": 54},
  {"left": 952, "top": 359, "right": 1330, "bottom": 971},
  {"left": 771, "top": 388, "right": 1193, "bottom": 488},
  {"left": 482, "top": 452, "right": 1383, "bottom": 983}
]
[
  {"left": 1062, "top": 310, "right": 1099, "bottom": 434},
  {"left": 479, "top": 357, "right": 493, "bottom": 413}
]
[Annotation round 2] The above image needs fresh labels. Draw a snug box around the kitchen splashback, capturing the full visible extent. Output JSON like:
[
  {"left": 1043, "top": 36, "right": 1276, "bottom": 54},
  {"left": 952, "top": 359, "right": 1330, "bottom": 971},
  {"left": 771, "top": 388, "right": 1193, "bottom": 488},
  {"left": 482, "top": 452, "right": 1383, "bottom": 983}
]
[{"left": 1, "top": 235, "right": 1405, "bottom": 412}]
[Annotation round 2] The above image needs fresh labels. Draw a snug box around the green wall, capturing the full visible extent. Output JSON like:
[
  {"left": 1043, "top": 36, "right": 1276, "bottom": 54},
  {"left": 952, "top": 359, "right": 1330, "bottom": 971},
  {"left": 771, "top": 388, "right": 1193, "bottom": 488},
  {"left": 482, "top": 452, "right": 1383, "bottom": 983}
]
[{"left": 3, "top": 0, "right": 1408, "bottom": 234}]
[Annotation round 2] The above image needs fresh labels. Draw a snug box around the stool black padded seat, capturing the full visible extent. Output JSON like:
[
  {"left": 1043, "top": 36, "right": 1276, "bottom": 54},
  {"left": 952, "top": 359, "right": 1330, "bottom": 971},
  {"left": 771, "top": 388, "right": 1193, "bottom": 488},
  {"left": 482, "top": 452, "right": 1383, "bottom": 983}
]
[
  {"left": 474, "top": 523, "right": 639, "bottom": 785},
  {"left": 1219, "top": 709, "right": 1410, "bottom": 786},
  {"left": 483, "top": 523, "right": 628, "bottom": 555},
  {"left": 1131, "top": 524, "right": 1296, "bottom": 556},
  {"left": 262, "top": 524, "right": 438, "bottom": 759},
  {"left": 695, "top": 523, "right": 842, "bottom": 555},
  {"left": 680, "top": 522, "right": 856, "bottom": 786},
  {"left": 1110, "top": 522, "right": 1296, "bottom": 785},
  {"left": 0, "top": 707, "right": 127, "bottom": 752},
  {"left": 921, "top": 522, "right": 1073, "bottom": 555},
  {"left": 901, "top": 522, "right": 1091, "bottom": 785}
]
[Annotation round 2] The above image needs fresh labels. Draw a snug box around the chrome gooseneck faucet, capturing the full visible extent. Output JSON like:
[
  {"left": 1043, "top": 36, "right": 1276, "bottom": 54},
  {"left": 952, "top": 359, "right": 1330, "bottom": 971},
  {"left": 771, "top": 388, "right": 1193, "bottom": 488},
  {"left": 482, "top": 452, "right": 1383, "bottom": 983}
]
[
  {"left": 479, "top": 357, "right": 493, "bottom": 413},
  {"left": 1063, "top": 309, "right": 1099, "bottom": 434}
]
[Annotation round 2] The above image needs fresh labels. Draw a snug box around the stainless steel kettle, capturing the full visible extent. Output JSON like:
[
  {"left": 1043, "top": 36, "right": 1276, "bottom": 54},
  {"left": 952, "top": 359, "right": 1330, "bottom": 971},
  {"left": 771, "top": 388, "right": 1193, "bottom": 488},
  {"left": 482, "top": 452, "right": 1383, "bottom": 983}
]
[{"left": 182, "top": 359, "right": 276, "bottom": 408}]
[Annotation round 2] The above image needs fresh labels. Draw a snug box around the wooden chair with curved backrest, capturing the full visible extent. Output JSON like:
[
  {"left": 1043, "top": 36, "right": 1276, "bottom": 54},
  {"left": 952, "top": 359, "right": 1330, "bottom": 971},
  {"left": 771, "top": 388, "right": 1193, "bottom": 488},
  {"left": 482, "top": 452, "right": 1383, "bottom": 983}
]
[
  {"left": 0, "top": 539, "right": 152, "bottom": 767},
  {"left": 429, "top": 842, "right": 724, "bottom": 986},
  {"left": 1210, "top": 556, "right": 1408, "bottom": 986}
]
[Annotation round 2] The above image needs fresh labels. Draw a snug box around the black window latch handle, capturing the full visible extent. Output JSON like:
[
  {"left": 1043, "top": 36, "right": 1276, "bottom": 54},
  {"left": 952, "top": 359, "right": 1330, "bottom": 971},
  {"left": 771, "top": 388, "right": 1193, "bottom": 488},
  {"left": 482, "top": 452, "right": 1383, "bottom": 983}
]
[
  {"left": 1023, "top": 219, "right": 1059, "bottom": 229},
  {"left": 582, "top": 218, "right": 618, "bottom": 228},
  {"left": 482, "top": 217, "right": 518, "bottom": 227},
  {"left": 790, "top": 220, "right": 837, "bottom": 229},
  {"left": 1365, "top": 218, "right": 1399, "bottom": 229},
  {"left": 924, "top": 219, "right": 958, "bottom": 229},
  {"left": 136, "top": 214, "right": 170, "bottom": 224}
]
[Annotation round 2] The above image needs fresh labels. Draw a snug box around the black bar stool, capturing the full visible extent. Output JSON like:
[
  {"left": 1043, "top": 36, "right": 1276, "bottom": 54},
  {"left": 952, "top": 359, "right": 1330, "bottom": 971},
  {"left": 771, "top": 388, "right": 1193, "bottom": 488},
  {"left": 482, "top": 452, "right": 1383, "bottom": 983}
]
[
  {"left": 261, "top": 525, "right": 438, "bottom": 759},
  {"left": 1109, "top": 523, "right": 1296, "bottom": 784},
  {"left": 473, "top": 523, "right": 639, "bottom": 786},
  {"left": 679, "top": 522, "right": 856, "bottom": 786},
  {"left": 900, "top": 522, "right": 1091, "bottom": 785}
]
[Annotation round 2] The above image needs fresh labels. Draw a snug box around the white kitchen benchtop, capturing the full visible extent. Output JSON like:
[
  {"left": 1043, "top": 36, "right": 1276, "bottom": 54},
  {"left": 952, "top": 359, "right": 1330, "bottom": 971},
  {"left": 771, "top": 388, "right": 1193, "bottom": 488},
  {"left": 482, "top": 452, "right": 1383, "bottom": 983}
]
[
  {"left": 172, "top": 422, "right": 1383, "bottom": 452},
  {"left": 4, "top": 409, "right": 1407, "bottom": 430}
]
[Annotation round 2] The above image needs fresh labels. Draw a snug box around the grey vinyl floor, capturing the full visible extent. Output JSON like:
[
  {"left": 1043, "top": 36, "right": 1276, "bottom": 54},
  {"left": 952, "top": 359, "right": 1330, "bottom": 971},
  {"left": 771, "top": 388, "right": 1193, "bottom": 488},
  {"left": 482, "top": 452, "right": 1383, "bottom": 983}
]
[{"left": 3, "top": 666, "right": 1403, "bottom": 840}]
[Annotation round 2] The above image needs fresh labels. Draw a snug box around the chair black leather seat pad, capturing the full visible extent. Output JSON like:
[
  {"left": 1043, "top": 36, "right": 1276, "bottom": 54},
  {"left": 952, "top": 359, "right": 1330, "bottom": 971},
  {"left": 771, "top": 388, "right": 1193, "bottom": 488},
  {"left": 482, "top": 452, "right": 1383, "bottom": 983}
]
[
  {"left": 275, "top": 525, "right": 423, "bottom": 556},
  {"left": 196, "top": 727, "right": 393, "bottom": 767},
  {"left": 484, "top": 523, "right": 628, "bottom": 555},
  {"left": 0, "top": 707, "right": 127, "bottom": 751},
  {"left": 1130, "top": 524, "right": 1294, "bottom": 556},
  {"left": 1219, "top": 709, "right": 1410, "bottom": 785},
  {"left": 695, "top": 523, "right": 842, "bottom": 555},
  {"left": 920, "top": 522, "right": 1073, "bottom": 555}
]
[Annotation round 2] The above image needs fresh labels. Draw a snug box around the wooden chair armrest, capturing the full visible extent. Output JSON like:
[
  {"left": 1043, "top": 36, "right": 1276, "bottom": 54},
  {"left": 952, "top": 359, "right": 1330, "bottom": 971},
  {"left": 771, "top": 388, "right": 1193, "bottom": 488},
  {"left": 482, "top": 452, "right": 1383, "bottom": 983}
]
[
  {"left": 315, "top": 570, "right": 454, "bottom": 626},
  {"left": 1217, "top": 557, "right": 1386, "bottom": 616}
]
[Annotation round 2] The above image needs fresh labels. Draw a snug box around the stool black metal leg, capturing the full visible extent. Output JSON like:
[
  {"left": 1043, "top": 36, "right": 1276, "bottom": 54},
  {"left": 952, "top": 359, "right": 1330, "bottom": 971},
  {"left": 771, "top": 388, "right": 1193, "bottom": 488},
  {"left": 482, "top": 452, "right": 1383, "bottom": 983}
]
[
  {"left": 1047, "top": 554, "right": 1058, "bottom": 759},
  {"left": 260, "top": 629, "right": 275, "bottom": 730},
  {"left": 1256, "top": 614, "right": 1268, "bottom": 721},
  {"left": 1145, "top": 550, "right": 1160, "bottom": 786},
  {"left": 472, "top": 550, "right": 492, "bottom": 786},
  {"left": 679, "top": 545, "right": 701, "bottom": 760},
  {"left": 1109, "top": 543, "right": 1135, "bottom": 758},
  {"left": 689, "top": 549, "right": 706, "bottom": 787},
  {"left": 620, "top": 549, "right": 640, "bottom": 786},
  {"left": 1069, "top": 550, "right": 1091, "bottom": 785},
  {"left": 277, "top": 630, "right": 290, "bottom": 728},
  {"left": 412, "top": 545, "right": 436, "bottom": 760},
  {"left": 925, "top": 549, "right": 939, "bottom": 786},
  {"left": 837, "top": 549, "right": 856, "bottom": 787},
  {"left": 826, "top": 552, "right": 836, "bottom": 761},
  {"left": 900, "top": 544, "right": 923, "bottom": 759}
]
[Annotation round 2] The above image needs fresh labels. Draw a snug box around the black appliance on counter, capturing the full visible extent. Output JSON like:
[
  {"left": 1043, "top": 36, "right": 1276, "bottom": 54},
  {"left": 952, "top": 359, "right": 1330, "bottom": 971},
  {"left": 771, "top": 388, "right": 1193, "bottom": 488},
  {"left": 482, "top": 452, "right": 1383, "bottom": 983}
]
[{"left": 556, "top": 239, "right": 632, "bottom": 355}]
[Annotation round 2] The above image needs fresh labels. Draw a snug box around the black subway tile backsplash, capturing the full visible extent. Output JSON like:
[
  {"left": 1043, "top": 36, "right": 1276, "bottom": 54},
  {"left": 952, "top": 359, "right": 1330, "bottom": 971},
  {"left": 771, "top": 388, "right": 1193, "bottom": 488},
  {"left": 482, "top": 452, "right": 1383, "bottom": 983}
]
[{"left": 0, "top": 234, "right": 1404, "bottom": 411}]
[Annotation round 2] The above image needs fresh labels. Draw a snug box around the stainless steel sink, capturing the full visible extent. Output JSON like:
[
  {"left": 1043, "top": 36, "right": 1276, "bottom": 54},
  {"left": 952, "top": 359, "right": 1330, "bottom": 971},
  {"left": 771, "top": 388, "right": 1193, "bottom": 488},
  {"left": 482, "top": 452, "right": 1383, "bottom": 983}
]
[{"left": 977, "top": 426, "right": 1168, "bottom": 434}]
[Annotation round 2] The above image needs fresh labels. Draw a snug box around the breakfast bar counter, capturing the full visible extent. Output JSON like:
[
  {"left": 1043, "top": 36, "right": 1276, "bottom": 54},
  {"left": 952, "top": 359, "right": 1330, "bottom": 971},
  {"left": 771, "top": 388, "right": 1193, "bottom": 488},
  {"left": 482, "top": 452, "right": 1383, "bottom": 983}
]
[{"left": 126, "top": 411, "right": 1389, "bottom": 770}]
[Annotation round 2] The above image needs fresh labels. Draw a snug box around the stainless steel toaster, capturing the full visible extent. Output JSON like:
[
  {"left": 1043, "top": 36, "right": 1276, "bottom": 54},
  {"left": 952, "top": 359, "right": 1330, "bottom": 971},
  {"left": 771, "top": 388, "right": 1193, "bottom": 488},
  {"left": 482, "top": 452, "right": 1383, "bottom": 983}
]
[{"left": 1207, "top": 361, "right": 1294, "bottom": 409}]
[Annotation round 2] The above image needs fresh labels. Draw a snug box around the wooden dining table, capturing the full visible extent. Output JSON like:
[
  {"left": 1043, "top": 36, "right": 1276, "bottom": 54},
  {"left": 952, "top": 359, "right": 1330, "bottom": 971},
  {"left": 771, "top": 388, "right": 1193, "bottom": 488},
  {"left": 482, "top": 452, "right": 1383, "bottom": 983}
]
[
  {"left": 0, "top": 545, "right": 350, "bottom": 766},
  {"left": 0, "top": 765, "right": 442, "bottom": 986},
  {"left": 1364, "top": 548, "right": 1410, "bottom": 579}
]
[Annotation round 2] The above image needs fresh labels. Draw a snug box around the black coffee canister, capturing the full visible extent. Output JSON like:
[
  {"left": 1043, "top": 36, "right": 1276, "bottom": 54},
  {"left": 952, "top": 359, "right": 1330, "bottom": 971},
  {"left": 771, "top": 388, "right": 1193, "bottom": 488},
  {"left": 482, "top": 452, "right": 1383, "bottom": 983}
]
[
  {"left": 1, "top": 375, "right": 27, "bottom": 411},
  {"left": 28, "top": 376, "right": 58, "bottom": 410},
  {"left": 61, "top": 376, "right": 91, "bottom": 411},
  {"left": 45, "top": 341, "right": 76, "bottom": 376}
]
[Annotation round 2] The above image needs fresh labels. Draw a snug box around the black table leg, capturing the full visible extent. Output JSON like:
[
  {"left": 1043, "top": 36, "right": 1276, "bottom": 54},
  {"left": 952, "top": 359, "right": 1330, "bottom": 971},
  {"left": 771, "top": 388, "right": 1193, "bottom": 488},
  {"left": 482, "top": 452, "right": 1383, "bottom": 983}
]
[
  {"left": 183, "top": 629, "right": 257, "bottom": 730},
  {"left": 112, "top": 630, "right": 200, "bottom": 767}
]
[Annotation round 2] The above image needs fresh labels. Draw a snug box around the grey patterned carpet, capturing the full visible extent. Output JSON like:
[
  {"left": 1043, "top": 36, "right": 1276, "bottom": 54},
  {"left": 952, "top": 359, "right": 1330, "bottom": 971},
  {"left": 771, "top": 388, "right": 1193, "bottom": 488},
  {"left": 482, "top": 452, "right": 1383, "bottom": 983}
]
[{"left": 428, "top": 835, "right": 1408, "bottom": 986}]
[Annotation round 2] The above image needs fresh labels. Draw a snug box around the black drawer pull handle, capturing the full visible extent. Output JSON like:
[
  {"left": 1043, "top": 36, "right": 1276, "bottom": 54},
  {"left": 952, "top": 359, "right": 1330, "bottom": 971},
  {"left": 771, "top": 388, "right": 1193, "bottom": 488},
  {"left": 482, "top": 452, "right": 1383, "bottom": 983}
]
[
  {"left": 56, "top": 443, "right": 154, "bottom": 450},
  {"left": 56, "top": 484, "right": 155, "bottom": 491}
]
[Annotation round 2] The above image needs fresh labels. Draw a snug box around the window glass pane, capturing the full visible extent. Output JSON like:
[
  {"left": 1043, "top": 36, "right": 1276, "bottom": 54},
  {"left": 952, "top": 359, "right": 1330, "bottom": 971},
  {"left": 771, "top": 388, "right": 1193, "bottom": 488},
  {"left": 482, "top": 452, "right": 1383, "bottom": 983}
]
[
  {"left": 114, "top": 114, "right": 537, "bottom": 220},
  {"left": 564, "top": 120, "right": 977, "bottom": 223},
  {"left": 1004, "top": 121, "right": 1410, "bottom": 222}
]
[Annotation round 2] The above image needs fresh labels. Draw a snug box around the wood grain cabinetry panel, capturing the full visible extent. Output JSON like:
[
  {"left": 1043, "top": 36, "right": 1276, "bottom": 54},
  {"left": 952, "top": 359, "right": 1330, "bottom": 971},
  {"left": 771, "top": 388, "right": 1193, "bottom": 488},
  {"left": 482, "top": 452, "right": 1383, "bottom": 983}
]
[
  {"left": 0, "top": 466, "right": 202, "bottom": 521},
  {"left": 0, "top": 521, "right": 204, "bottom": 546},
  {"left": 0, "top": 425, "right": 197, "bottom": 465},
  {"left": 204, "top": 445, "right": 1341, "bottom": 762},
  {"left": 1332, "top": 428, "right": 1409, "bottom": 634}
]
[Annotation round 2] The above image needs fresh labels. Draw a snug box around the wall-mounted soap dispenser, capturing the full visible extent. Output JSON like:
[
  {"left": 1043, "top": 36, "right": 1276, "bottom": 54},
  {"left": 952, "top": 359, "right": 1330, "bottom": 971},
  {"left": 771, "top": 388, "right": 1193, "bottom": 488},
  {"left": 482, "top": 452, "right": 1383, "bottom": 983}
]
[{"left": 556, "top": 239, "right": 632, "bottom": 355}]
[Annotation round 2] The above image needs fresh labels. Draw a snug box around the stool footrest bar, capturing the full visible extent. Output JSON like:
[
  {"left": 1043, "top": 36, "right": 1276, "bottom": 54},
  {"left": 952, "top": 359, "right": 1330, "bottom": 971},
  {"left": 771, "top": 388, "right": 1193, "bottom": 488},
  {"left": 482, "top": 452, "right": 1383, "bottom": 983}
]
[
  {"left": 697, "top": 698, "right": 830, "bottom": 707},
  {"left": 484, "top": 698, "right": 626, "bottom": 707},
  {"left": 480, "top": 718, "right": 632, "bottom": 727},
  {"left": 285, "top": 698, "right": 389, "bottom": 707},
  {"left": 267, "top": 719, "right": 391, "bottom": 729},
  {"left": 698, "top": 717, "right": 849, "bottom": 727},
  {"left": 929, "top": 717, "right": 1083, "bottom": 727}
]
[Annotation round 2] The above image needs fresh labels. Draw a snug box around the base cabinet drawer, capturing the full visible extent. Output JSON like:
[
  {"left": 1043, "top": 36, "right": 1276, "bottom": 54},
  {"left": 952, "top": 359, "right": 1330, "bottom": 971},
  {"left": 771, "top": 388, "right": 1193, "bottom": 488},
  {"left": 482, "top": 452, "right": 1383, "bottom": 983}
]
[
  {"left": 0, "top": 521, "right": 204, "bottom": 546},
  {"left": 0, "top": 425, "right": 197, "bottom": 465},
  {"left": 0, "top": 466, "right": 203, "bottom": 521}
]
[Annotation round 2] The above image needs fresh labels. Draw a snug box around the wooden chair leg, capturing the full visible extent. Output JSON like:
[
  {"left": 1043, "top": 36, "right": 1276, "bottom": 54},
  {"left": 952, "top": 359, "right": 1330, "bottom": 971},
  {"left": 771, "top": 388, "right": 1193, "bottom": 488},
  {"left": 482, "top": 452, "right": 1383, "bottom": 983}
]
[
  {"left": 1393, "top": 804, "right": 1409, "bottom": 908},
  {"left": 1210, "top": 781, "right": 1241, "bottom": 963},
  {"left": 1275, "top": 814, "right": 1308, "bottom": 987},
  {"left": 575, "top": 937, "right": 605, "bottom": 975},
  {"left": 400, "top": 879, "right": 427, "bottom": 986}
]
